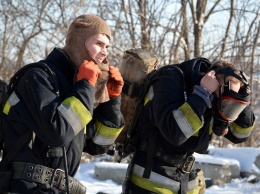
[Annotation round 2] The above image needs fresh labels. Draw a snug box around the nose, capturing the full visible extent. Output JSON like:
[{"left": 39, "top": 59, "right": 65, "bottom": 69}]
[{"left": 101, "top": 47, "right": 108, "bottom": 56}]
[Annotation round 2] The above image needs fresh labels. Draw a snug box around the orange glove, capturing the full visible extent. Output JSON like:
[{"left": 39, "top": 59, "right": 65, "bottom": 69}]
[
  {"left": 77, "top": 60, "right": 102, "bottom": 86},
  {"left": 107, "top": 66, "right": 124, "bottom": 98}
]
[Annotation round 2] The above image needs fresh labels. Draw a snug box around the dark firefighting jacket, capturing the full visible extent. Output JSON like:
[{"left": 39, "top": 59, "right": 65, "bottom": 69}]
[
  {"left": 3, "top": 48, "right": 124, "bottom": 191},
  {"left": 127, "top": 62, "right": 255, "bottom": 193}
]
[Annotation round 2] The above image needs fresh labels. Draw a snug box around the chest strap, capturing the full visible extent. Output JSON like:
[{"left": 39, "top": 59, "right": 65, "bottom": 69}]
[{"left": 12, "top": 162, "right": 86, "bottom": 194}]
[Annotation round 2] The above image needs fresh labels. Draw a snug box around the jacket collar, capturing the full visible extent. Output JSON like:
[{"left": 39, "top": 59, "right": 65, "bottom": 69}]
[{"left": 45, "top": 47, "right": 77, "bottom": 81}]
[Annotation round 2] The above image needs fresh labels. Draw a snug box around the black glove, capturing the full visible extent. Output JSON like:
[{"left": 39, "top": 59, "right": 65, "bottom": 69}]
[{"left": 212, "top": 110, "right": 229, "bottom": 136}]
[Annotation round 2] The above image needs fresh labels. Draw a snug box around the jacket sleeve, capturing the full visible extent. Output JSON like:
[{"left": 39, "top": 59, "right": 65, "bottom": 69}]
[
  {"left": 147, "top": 68, "right": 208, "bottom": 146},
  {"left": 5, "top": 68, "right": 95, "bottom": 147},
  {"left": 83, "top": 96, "right": 124, "bottom": 155},
  {"left": 224, "top": 105, "right": 255, "bottom": 143}
]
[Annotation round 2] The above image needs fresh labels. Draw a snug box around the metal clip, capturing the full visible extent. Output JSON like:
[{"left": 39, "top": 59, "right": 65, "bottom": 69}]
[
  {"left": 181, "top": 155, "right": 195, "bottom": 173},
  {"left": 50, "top": 168, "right": 65, "bottom": 187}
]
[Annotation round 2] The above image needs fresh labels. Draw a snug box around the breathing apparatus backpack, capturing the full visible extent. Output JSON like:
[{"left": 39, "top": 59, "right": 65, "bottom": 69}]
[
  {"left": 116, "top": 48, "right": 213, "bottom": 162},
  {"left": 114, "top": 48, "right": 159, "bottom": 161},
  {"left": 0, "top": 62, "right": 58, "bottom": 192}
]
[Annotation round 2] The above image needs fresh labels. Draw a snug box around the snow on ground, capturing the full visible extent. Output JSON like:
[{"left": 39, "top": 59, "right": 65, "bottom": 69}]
[
  {"left": 75, "top": 162, "right": 123, "bottom": 194},
  {"left": 208, "top": 147, "right": 260, "bottom": 174},
  {"left": 75, "top": 153, "right": 260, "bottom": 194}
]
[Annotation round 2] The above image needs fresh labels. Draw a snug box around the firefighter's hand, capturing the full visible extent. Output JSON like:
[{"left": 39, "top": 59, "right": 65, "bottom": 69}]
[
  {"left": 200, "top": 70, "right": 219, "bottom": 93},
  {"left": 77, "top": 60, "right": 102, "bottom": 86},
  {"left": 212, "top": 110, "right": 229, "bottom": 136},
  {"left": 107, "top": 66, "right": 124, "bottom": 98}
]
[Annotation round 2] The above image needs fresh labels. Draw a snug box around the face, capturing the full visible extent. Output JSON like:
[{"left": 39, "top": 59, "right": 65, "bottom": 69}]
[{"left": 85, "top": 34, "right": 110, "bottom": 63}]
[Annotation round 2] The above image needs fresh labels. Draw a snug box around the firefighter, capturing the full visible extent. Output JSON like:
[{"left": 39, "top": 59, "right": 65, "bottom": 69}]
[
  {"left": 123, "top": 59, "right": 255, "bottom": 194},
  {"left": 2, "top": 14, "right": 124, "bottom": 193}
]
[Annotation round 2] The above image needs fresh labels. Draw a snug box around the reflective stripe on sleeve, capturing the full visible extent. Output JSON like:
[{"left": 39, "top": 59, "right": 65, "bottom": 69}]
[
  {"left": 3, "top": 92, "right": 20, "bottom": 115},
  {"left": 92, "top": 120, "right": 123, "bottom": 146},
  {"left": 173, "top": 102, "right": 203, "bottom": 138},
  {"left": 58, "top": 96, "right": 92, "bottom": 135},
  {"left": 193, "top": 118, "right": 213, "bottom": 137},
  {"left": 230, "top": 122, "right": 255, "bottom": 138},
  {"left": 130, "top": 164, "right": 199, "bottom": 194}
]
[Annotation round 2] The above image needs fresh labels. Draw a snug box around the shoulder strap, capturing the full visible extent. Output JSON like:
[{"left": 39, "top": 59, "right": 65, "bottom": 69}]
[
  {"left": 0, "top": 131, "right": 31, "bottom": 169},
  {"left": 0, "top": 62, "right": 59, "bottom": 169},
  {"left": 9, "top": 62, "right": 59, "bottom": 95}
]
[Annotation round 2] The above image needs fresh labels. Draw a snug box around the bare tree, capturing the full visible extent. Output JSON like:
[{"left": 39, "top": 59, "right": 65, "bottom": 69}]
[
  {"left": 219, "top": 0, "right": 234, "bottom": 58},
  {"left": 181, "top": 0, "right": 191, "bottom": 60},
  {"left": 0, "top": 0, "right": 94, "bottom": 80},
  {"left": 250, "top": 22, "right": 260, "bottom": 105},
  {"left": 188, "top": 0, "right": 222, "bottom": 57}
]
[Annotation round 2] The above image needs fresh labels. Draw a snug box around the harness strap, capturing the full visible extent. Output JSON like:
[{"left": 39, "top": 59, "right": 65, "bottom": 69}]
[
  {"left": 179, "top": 172, "right": 189, "bottom": 194},
  {"left": 143, "top": 128, "right": 157, "bottom": 178},
  {"left": 0, "top": 130, "right": 31, "bottom": 169},
  {"left": 122, "top": 80, "right": 140, "bottom": 98},
  {"left": 12, "top": 162, "right": 86, "bottom": 194}
]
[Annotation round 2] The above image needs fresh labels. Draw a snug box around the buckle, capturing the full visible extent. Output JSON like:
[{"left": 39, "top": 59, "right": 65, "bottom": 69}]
[
  {"left": 181, "top": 155, "right": 195, "bottom": 173},
  {"left": 50, "top": 168, "right": 75, "bottom": 192},
  {"left": 122, "top": 80, "right": 139, "bottom": 98},
  {"left": 50, "top": 168, "right": 65, "bottom": 187},
  {"left": 119, "top": 143, "right": 135, "bottom": 158},
  {"left": 128, "top": 83, "right": 139, "bottom": 98}
]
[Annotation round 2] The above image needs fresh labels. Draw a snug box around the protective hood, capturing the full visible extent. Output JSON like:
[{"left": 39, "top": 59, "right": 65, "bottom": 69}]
[
  {"left": 65, "top": 14, "right": 111, "bottom": 104},
  {"left": 65, "top": 14, "right": 111, "bottom": 67},
  {"left": 176, "top": 57, "right": 212, "bottom": 96}
]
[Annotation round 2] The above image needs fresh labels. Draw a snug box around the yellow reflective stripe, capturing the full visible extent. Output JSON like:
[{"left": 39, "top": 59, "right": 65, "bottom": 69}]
[
  {"left": 130, "top": 164, "right": 199, "bottom": 194},
  {"left": 144, "top": 94, "right": 149, "bottom": 106},
  {"left": 209, "top": 124, "right": 213, "bottom": 135},
  {"left": 144, "top": 86, "right": 154, "bottom": 106},
  {"left": 84, "top": 126, "right": 87, "bottom": 135},
  {"left": 231, "top": 122, "right": 255, "bottom": 138},
  {"left": 130, "top": 173, "right": 178, "bottom": 194},
  {"left": 173, "top": 102, "right": 203, "bottom": 138},
  {"left": 92, "top": 120, "right": 123, "bottom": 145},
  {"left": 132, "top": 164, "right": 180, "bottom": 192},
  {"left": 187, "top": 177, "right": 200, "bottom": 192},
  {"left": 58, "top": 96, "right": 92, "bottom": 135},
  {"left": 209, "top": 118, "right": 213, "bottom": 135},
  {"left": 187, "top": 187, "right": 200, "bottom": 194},
  {"left": 193, "top": 127, "right": 212, "bottom": 137},
  {"left": 3, "top": 102, "right": 11, "bottom": 115},
  {"left": 3, "top": 92, "right": 20, "bottom": 115},
  {"left": 62, "top": 96, "right": 91, "bottom": 125},
  {"left": 193, "top": 130, "right": 199, "bottom": 137}
]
